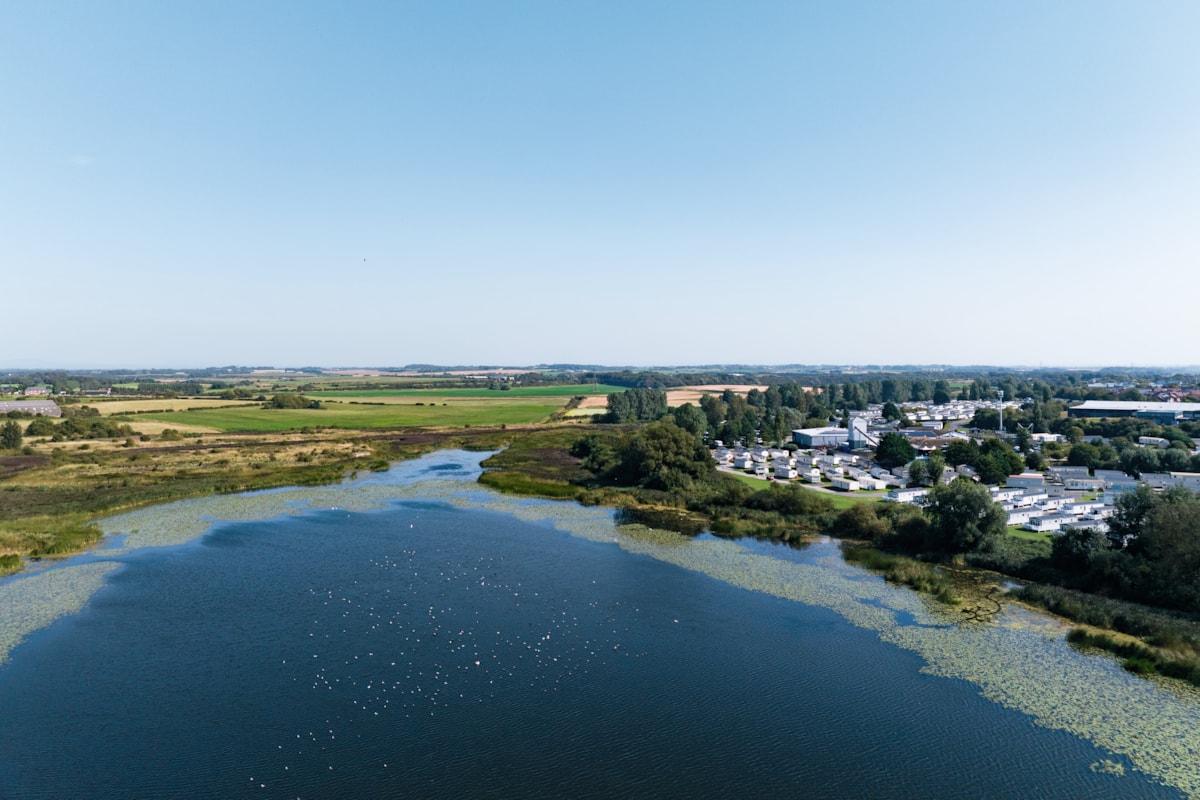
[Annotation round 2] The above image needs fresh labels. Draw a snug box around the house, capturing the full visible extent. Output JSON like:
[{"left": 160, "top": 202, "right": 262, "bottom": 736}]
[
  {"left": 1064, "top": 477, "right": 1104, "bottom": 492},
  {"left": 733, "top": 455, "right": 754, "bottom": 470},
  {"left": 1062, "top": 520, "right": 1109, "bottom": 534},
  {"left": 753, "top": 464, "right": 769, "bottom": 478},
  {"left": 1062, "top": 500, "right": 1107, "bottom": 516},
  {"left": 1169, "top": 473, "right": 1200, "bottom": 492},
  {"left": 883, "top": 488, "right": 929, "bottom": 504},
  {"left": 1048, "top": 466, "right": 1092, "bottom": 482},
  {"left": 23, "top": 386, "right": 51, "bottom": 396},
  {"left": 1023, "top": 514, "right": 1080, "bottom": 533},
  {"left": 802, "top": 468, "right": 822, "bottom": 483},
  {"left": 775, "top": 464, "right": 799, "bottom": 480},
  {"left": 1011, "top": 490, "right": 1049, "bottom": 507},
  {"left": 1007, "top": 508, "right": 1040, "bottom": 526},
  {"left": 991, "top": 487, "right": 1025, "bottom": 503},
  {"left": 1007, "top": 473, "right": 1045, "bottom": 489},
  {"left": 1094, "top": 470, "right": 1139, "bottom": 491},
  {"left": 1138, "top": 436, "right": 1170, "bottom": 448},
  {"left": 1140, "top": 473, "right": 1176, "bottom": 490},
  {"left": 831, "top": 477, "right": 860, "bottom": 492}
]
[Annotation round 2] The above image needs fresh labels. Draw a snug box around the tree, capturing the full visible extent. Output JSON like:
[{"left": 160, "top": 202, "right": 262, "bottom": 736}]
[
  {"left": 605, "top": 388, "right": 667, "bottom": 423},
  {"left": 1135, "top": 493, "right": 1200, "bottom": 610},
  {"left": 1067, "top": 442, "right": 1102, "bottom": 470},
  {"left": 1107, "top": 484, "right": 1158, "bottom": 549},
  {"left": 0, "top": 420, "right": 21, "bottom": 450},
  {"left": 881, "top": 401, "right": 903, "bottom": 422},
  {"left": 926, "top": 451, "right": 946, "bottom": 485},
  {"left": 933, "top": 382, "right": 952, "bottom": 405},
  {"left": 1051, "top": 526, "right": 1110, "bottom": 573},
  {"left": 923, "top": 477, "right": 1007, "bottom": 553},
  {"left": 670, "top": 403, "right": 707, "bottom": 441},
  {"left": 971, "top": 408, "right": 1001, "bottom": 430},
  {"left": 980, "top": 438, "right": 1024, "bottom": 477},
  {"left": 265, "top": 393, "right": 321, "bottom": 409},
  {"left": 615, "top": 421, "right": 714, "bottom": 491},
  {"left": 874, "top": 432, "right": 916, "bottom": 468},
  {"left": 944, "top": 439, "right": 981, "bottom": 467}
]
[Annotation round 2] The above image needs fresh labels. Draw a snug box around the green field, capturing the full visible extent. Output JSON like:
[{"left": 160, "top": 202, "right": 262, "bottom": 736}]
[
  {"left": 123, "top": 397, "right": 569, "bottom": 431},
  {"left": 1008, "top": 526, "right": 1053, "bottom": 544},
  {"left": 720, "top": 471, "right": 882, "bottom": 507},
  {"left": 308, "top": 384, "right": 625, "bottom": 399}
]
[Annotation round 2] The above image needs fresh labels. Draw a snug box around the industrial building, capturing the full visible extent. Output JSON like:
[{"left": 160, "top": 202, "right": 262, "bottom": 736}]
[
  {"left": 1068, "top": 400, "right": 1200, "bottom": 425},
  {"left": 792, "top": 426, "right": 849, "bottom": 448}
]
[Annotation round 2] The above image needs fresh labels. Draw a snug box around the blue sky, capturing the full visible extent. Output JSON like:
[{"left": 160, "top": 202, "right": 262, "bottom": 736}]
[{"left": 3, "top": 1, "right": 1198, "bottom": 368}]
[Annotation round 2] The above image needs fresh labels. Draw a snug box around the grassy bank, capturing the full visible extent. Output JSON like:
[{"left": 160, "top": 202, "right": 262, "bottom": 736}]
[
  {"left": 1066, "top": 628, "right": 1200, "bottom": 687},
  {"left": 842, "top": 545, "right": 958, "bottom": 604},
  {"left": 1013, "top": 583, "right": 1200, "bottom": 686},
  {"left": 0, "top": 424, "right": 522, "bottom": 574}
]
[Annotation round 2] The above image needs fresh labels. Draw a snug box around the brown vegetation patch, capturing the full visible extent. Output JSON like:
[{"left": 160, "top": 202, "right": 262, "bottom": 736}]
[
  {"left": 0, "top": 455, "right": 49, "bottom": 479},
  {"left": 666, "top": 384, "right": 765, "bottom": 406}
]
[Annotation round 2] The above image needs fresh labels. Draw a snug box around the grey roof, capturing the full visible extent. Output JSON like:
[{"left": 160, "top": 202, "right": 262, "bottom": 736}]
[
  {"left": 0, "top": 399, "right": 61, "bottom": 417},
  {"left": 1071, "top": 400, "right": 1200, "bottom": 413}
]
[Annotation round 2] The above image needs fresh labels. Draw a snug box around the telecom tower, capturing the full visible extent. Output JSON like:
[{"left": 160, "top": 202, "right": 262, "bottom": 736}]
[{"left": 997, "top": 389, "right": 1004, "bottom": 434}]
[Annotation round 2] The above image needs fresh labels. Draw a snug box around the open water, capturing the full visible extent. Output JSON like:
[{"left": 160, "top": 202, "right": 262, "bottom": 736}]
[{"left": 0, "top": 451, "right": 1195, "bottom": 798}]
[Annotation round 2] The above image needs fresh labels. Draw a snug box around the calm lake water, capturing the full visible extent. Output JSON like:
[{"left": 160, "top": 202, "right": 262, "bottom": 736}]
[{"left": 0, "top": 451, "right": 1195, "bottom": 799}]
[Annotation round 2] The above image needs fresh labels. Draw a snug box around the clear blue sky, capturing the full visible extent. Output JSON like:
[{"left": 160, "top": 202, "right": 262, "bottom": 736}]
[{"left": 3, "top": 1, "right": 1198, "bottom": 368}]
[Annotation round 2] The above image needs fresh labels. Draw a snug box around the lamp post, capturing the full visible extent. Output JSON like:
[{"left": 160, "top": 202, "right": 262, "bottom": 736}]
[{"left": 997, "top": 390, "right": 1004, "bottom": 434}]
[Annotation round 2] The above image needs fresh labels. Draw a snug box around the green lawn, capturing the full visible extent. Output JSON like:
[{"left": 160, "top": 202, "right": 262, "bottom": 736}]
[
  {"left": 124, "top": 397, "right": 568, "bottom": 431},
  {"left": 308, "top": 384, "right": 625, "bottom": 399},
  {"left": 1008, "top": 526, "right": 1053, "bottom": 544},
  {"left": 720, "top": 471, "right": 883, "bottom": 508}
]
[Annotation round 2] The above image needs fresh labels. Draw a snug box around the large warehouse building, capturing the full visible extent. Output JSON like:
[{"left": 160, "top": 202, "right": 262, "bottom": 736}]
[
  {"left": 1067, "top": 400, "right": 1200, "bottom": 425},
  {"left": 792, "top": 426, "right": 849, "bottom": 448}
]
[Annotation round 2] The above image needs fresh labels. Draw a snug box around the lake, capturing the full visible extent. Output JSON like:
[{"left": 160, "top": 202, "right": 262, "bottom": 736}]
[{"left": 0, "top": 450, "right": 1196, "bottom": 798}]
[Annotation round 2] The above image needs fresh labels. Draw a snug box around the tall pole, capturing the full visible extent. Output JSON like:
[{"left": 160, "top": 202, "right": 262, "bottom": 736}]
[{"left": 997, "top": 389, "right": 1004, "bottom": 434}]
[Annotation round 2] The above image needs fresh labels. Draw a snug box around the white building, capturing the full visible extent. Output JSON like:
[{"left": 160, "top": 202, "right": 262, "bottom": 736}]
[
  {"left": 883, "top": 488, "right": 930, "bottom": 504},
  {"left": 775, "top": 464, "right": 798, "bottom": 480}
]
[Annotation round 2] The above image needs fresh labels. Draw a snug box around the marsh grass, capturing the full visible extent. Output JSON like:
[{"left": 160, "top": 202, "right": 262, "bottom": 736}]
[
  {"left": 842, "top": 545, "right": 958, "bottom": 604},
  {"left": 1066, "top": 628, "right": 1200, "bottom": 687}
]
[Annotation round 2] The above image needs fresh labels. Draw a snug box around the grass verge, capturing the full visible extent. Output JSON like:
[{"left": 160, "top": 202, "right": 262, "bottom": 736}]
[{"left": 842, "top": 545, "right": 958, "bottom": 604}]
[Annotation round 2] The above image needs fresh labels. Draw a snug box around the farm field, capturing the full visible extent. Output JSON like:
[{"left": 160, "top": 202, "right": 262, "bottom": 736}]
[
  {"left": 86, "top": 398, "right": 260, "bottom": 416},
  {"left": 307, "top": 384, "right": 624, "bottom": 399},
  {"left": 124, "top": 397, "right": 571, "bottom": 431},
  {"left": 576, "top": 384, "right": 765, "bottom": 410}
]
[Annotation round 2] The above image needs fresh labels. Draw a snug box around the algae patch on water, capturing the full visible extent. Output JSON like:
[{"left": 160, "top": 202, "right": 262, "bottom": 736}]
[{"left": 0, "top": 561, "right": 122, "bottom": 665}]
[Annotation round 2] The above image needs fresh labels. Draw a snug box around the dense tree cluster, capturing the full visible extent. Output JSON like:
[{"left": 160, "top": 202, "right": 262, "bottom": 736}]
[
  {"left": 23, "top": 416, "right": 135, "bottom": 441},
  {"left": 264, "top": 394, "right": 323, "bottom": 410},
  {"left": 572, "top": 421, "right": 714, "bottom": 491},
  {"left": 1052, "top": 485, "right": 1200, "bottom": 613},
  {"left": 604, "top": 389, "right": 668, "bottom": 423},
  {"left": 874, "top": 432, "right": 915, "bottom": 468},
  {"left": 942, "top": 438, "right": 1024, "bottom": 484}
]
